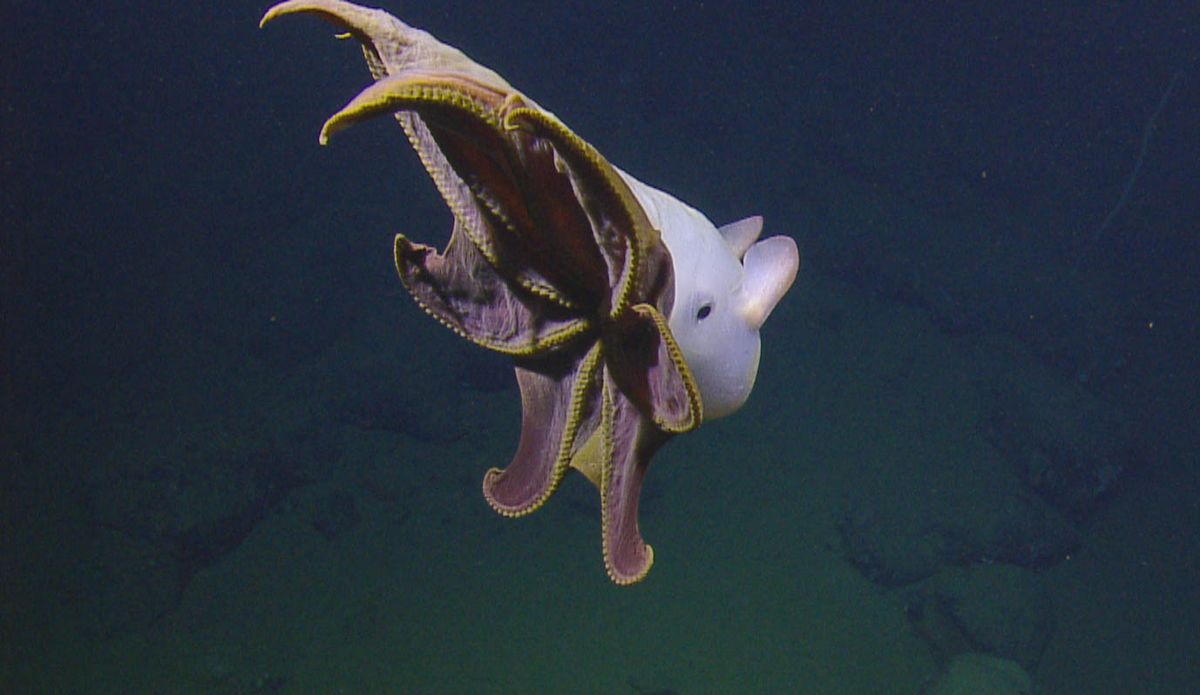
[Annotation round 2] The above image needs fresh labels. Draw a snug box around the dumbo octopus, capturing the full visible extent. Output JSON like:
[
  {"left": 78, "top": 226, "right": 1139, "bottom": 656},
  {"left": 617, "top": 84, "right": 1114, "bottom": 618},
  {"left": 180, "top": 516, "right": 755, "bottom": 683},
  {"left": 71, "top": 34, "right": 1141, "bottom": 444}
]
[{"left": 261, "top": 0, "right": 799, "bottom": 584}]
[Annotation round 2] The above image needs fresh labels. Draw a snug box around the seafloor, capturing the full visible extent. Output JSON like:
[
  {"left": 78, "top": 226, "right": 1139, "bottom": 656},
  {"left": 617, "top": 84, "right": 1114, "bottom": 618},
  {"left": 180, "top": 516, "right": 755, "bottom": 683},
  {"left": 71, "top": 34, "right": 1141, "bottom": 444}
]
[{"left": 3, "top": 2, "right": 1196, "bottom": 693}]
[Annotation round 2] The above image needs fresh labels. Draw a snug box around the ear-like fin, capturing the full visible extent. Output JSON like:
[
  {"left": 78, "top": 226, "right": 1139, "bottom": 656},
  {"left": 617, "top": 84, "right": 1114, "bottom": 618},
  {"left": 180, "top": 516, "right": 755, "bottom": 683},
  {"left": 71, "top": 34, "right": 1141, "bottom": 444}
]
[
  {"left": 741, "top": 236, "right": 800, "bottom": 329},
  {"left": 718, "top": 216, "right": 763, "bottom": 259}
]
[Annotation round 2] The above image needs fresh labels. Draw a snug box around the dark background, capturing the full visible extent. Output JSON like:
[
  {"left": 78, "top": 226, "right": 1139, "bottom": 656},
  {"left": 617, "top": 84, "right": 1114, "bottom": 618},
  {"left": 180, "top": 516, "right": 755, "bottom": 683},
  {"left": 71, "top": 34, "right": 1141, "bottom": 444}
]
[
  {"left": 3, "top": 1, "right": 1198, "bottom": 692},
  {"left": 4, "top": 2, "right": 1197, "bottom": 424}
]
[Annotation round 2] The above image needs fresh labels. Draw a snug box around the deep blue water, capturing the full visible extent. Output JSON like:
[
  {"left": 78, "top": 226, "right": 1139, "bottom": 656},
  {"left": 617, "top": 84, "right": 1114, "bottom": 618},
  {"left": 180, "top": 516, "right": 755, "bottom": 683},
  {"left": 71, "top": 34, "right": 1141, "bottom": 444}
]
[{"left": 3, "top": 2, "right": 1197, "bottom": 693}]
